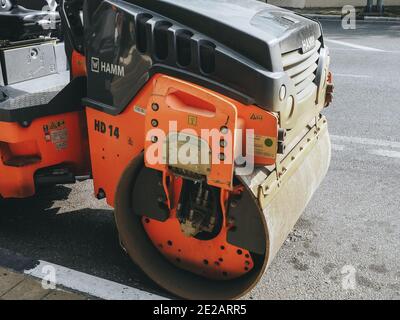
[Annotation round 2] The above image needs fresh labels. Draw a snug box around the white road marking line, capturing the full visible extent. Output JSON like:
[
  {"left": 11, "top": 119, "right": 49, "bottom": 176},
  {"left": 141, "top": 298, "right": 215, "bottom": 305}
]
[
  {"left": 329, "top": 47, "right": 364, "bottom": 51},
  {"left": 328, "top": 47, "right": 400, "bottom": 54},
  {"left": 331, "top": 135, "right": 400, "bottom": 149},
  {"left": 25, "top": 260, "right": 168, "bottom": 300},
  {"left": 369, "top": 149, "right": 400, "bottom": 159},
  {"left": 331, "top": 144, "right": 346, "bottom": 151},
  {"left": 334, "top": 73, "right": 372, "bottom": 78},
  {"left": 325, "top": 39, "right": 386, "bottom": 52}
]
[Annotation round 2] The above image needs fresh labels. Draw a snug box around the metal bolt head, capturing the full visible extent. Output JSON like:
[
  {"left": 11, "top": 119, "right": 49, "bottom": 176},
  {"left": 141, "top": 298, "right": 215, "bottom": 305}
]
[
  {"left": 151, "top": 119, "right": 159, "bottom": 127},
  {"left": 151, "top": 103, "right": 159, "bottom": 111},
  {"left": 220, "top": 126, "right": 229, "bottom": 134},
  {"left": 151, "top": 136, "right": 158, "bottom": 143}
]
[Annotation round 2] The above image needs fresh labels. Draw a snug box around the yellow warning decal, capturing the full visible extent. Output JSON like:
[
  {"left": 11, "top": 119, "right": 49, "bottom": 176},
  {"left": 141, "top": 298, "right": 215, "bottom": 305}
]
[
  {"left": 254, "top": 135, "right": 277, "bottom": 158},
  {"left": 188, "top": 115, "right": 198, "bottom": 126}
]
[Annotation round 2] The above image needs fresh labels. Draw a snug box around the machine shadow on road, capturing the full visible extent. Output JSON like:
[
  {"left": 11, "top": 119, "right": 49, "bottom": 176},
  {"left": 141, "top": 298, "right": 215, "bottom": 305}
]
[{"left": 0, "top": 185, "right": 171, "bottom": 298}]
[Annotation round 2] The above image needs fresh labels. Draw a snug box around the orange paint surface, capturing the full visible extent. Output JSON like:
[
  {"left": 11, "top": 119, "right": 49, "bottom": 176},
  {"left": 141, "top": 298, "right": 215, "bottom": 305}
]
[
  {"left": 142, "top": 174, "right": 254, "bottom": 280},
  {"left": 0, "top": 111, "right": 90, "bottom": 198}
]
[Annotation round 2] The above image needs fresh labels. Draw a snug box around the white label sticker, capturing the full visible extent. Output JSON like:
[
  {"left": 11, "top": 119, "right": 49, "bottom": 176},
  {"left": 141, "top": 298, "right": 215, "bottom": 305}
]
[{"left": 134, "top": 105, "right": 146, "bottom": 116}]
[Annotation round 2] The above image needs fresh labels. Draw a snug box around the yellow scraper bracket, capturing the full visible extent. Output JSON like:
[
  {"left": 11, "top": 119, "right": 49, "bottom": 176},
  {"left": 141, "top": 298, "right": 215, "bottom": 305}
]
[{"left": 258, "top": 115, "right": 329, "bottom": 209}]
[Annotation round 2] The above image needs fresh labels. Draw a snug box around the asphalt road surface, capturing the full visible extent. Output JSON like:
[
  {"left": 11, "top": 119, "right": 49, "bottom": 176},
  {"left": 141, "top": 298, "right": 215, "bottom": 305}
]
[{"left": 0, "top": 20, "right": 399, "bottom": 300}]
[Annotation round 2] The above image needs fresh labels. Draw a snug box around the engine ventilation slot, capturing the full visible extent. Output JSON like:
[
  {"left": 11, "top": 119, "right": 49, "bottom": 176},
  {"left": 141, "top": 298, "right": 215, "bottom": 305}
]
[
  {"left": 282, "top": 40, "right": 321, "bottom": 101},
  {"left": 154, "top": 21, "right": 172, "bottom": 60},
  {"left": 176, "top": 30, "right": 193, "bottom": 67},
  {"left": 136, "top": 13, "right": 153, "bottom": 54},
  {"left": 199, "top": 40, "right": 216, "bottom": 74}
]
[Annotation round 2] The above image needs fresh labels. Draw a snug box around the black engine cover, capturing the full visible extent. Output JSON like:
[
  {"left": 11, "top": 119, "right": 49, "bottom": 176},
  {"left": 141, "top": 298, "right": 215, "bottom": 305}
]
[{"left": 83, "top": 0, "right": 322, "bottom": 115}]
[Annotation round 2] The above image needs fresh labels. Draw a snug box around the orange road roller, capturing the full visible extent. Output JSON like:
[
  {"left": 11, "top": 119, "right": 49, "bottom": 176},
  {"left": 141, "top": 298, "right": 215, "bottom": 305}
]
[
  {"left": 82, "top": 0, "right": 333, "bottom": 299},
  {"left": 1, "top": 0, "right": 334, "bottom": 299}
]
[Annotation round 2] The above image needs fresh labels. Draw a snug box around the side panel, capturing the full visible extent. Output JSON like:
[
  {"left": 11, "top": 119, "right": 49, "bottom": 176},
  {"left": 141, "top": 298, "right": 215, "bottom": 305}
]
[
  {"left": 85, "top": 2, "right": 151, "bottom": 114},
  {"left": 85, "top": 77, "right": 155, "bottom": 206},
  {"left": 0, "top": 111, "right": 89, "bottom": 198},
  {"left": 86, "top": 74, "right": 278, "bottom": 206}
]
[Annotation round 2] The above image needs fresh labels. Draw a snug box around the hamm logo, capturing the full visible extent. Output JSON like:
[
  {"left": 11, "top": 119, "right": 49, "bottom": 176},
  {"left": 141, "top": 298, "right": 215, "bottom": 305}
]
[{"left": 91, "top": 57, "right": 125, "bottom": 77}]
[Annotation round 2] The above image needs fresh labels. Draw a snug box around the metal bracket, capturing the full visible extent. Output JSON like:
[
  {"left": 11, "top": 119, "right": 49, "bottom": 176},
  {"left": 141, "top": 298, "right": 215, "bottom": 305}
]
[{"left": 258, "top": 115, "right": 328, "bottom": 209}]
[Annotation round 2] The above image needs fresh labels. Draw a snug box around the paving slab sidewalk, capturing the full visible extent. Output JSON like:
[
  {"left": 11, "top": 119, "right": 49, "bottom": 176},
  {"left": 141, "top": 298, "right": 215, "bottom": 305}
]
[{"left": 0, "top": 267, "right": 90, "bottom": 300}]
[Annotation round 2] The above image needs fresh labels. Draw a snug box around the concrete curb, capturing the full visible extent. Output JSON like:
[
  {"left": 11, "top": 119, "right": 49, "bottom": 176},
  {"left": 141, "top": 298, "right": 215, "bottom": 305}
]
[{"left": 304, "top": 13, "right": 400, "bottom": 22}]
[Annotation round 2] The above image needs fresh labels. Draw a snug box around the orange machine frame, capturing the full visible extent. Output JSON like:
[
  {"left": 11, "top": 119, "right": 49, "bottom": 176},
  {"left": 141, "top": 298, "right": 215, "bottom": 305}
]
[
  {"left": 86, "top": 74, "right": 279, "bottom": 206},
  {"left": 0, "top": 111, "right": 89, "bottom": 199},
  {"left": 0, "top": 48, "right": 90, "bottom": 200}
]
